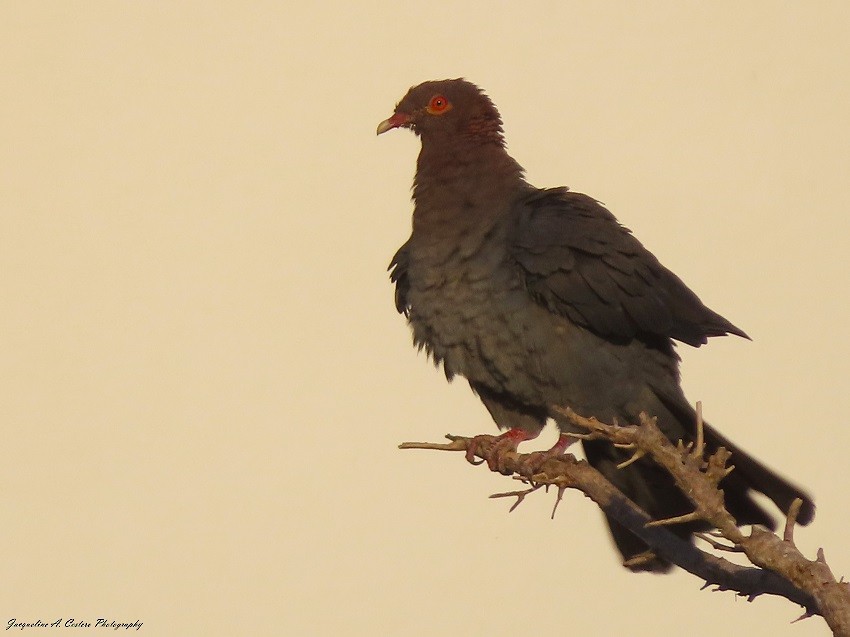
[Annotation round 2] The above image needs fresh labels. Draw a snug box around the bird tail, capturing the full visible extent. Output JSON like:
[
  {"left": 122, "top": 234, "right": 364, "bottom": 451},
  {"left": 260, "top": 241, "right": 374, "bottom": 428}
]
[
  {"left": 583, "top": 398, "right": 814, "bottom": 572},
  {"left": 662, "top": 397, "right": 815, "bottom": 527},
  {"left": 701, "top": 422, "right": 815, "bottom": 525}
]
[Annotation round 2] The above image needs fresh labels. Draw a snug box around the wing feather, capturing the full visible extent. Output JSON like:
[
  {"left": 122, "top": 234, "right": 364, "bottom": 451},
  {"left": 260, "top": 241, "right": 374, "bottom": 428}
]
[{"left": 511, "top": 188, "right": 748, "bottom": 347}]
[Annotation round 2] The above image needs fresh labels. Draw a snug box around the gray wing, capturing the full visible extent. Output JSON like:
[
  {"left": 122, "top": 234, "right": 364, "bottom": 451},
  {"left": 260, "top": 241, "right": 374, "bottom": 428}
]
[{"left": 511, "top": 187, "right": 748, "bottom": 347}]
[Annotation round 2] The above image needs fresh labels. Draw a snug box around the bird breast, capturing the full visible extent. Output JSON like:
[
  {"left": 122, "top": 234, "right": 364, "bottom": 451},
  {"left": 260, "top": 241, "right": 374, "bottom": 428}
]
[{"left": 404, "top": 219, "right": 547, "bottom": 397}]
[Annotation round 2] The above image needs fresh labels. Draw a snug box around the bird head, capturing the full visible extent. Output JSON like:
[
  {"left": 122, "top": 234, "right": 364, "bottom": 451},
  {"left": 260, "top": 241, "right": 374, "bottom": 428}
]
[{"left": 377, "top": 79, "right": 505, "bottom": 145}]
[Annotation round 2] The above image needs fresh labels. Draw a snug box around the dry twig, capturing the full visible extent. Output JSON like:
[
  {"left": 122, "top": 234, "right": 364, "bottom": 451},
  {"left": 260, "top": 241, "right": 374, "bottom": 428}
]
[{"left": 400, "top": 405, "right": 850, "bottom": 635}]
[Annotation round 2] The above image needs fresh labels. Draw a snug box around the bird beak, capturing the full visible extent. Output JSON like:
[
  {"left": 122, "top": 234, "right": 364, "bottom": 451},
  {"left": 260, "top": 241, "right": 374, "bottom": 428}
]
[{"left": 376, "top": 112, "right": 411, "bottom": 135}]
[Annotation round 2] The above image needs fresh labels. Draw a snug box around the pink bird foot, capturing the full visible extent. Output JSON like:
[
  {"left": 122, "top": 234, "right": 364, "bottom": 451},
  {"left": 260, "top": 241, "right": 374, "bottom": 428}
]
[{"left": 465, "top": 428, "right": 537, "bottom": 474}]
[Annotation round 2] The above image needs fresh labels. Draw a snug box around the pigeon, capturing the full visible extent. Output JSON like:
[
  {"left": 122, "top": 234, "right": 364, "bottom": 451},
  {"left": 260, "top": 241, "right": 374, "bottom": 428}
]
[{"left": 378, "top": 78, "right": 814, "bottom": 571}]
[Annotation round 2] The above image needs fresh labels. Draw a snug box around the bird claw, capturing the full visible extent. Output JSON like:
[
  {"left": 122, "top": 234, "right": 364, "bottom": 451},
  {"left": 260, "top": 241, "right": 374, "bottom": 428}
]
[
  {"left": 516, "top": 434, "right": 575, "bottom": 480},
  {"left": 515, "top": 451, "right": 550, "bottom": 479},
  {"left": 489, "top": 436, "right": 523, "bottom": 475},
  {"left": 465, "top": 429, "right": 536, "bottom": 474},
  {"left": 465, "top": 434, "right": 496, "bottom": 466}
]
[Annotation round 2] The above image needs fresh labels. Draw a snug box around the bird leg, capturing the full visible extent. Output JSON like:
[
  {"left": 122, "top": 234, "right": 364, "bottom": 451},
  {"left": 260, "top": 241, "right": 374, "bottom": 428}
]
[
  {"left": 516, "top": 433, "right": 576, "bottom": 479},
  {"left": 465, "top": 428, "right": 537, "bottom": 474}
]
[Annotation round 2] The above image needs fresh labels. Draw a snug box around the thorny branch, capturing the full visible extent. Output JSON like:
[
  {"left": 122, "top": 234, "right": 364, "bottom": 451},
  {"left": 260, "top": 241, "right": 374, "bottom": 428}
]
[{"left": 399, "top": 404, "right": 850, "bottom": 636}]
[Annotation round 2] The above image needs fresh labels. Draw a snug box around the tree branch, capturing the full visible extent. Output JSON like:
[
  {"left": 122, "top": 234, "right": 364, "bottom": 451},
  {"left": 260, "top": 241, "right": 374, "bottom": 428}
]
[{"left": 400, "top": 405, "right": 850, "bottom": 635}]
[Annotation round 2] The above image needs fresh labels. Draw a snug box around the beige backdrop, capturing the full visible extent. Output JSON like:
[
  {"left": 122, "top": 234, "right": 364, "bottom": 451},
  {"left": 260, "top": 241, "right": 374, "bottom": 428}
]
[{"left": 2, "top": 2, "right": 848, "bottom": 636}]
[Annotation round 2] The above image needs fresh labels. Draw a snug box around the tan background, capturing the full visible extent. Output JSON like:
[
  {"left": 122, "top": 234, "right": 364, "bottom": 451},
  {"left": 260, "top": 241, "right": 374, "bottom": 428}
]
[{"left": 2, "top": 2, "right": 848, "bottom": 635}]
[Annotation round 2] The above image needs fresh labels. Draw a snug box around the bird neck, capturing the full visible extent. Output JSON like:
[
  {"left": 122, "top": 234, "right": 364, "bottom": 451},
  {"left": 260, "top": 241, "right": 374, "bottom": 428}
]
[
  {"left": 410, "top": 141, "right": 527, "bottom": 251},
  {"left": 412, "top": 141, "right": 526, "bottom": 206}
]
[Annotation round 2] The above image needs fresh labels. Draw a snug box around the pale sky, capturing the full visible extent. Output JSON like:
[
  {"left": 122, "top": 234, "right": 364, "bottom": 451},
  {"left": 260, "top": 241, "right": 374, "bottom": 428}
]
[{"left": 1, "top": 3, "right": 849, "bottom": 636}]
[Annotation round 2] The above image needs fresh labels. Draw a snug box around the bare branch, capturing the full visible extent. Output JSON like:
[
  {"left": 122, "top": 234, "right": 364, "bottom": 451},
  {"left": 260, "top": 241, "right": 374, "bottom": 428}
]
[
  {"left": 616, "top": 448, "right": 646, "bottom": 469},
  {"left": 400, "top": 431, "right": 818, "bottom": 613},
  {"left": 695, "top": 532, "right": 744, "bottom": 553},
  {"left": 489, "top": 485, "right": 542, "bottom": 513},
  {"left": 694, "top": 400, "right": 705, "bottom": 458},
  {"left": 398, "top": 436, "right": 468, "bottom": 452},
  {"left": 401, "top": 405, "right": 850, "bottom": 634},
  {"left": 645, "top": 511, "right": 703, "bottom": 528},
  {"left": 550, "top": 406, "right": 850, "bottom": 636},
  {"left": 784, "top": 498, "right": 803, "bottom": 543}
]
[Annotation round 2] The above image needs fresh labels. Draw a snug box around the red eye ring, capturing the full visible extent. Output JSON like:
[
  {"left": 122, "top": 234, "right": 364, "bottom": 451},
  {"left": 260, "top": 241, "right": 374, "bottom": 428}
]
[{"left": 426, "top": 94, "right": 452, "bottom": 115}]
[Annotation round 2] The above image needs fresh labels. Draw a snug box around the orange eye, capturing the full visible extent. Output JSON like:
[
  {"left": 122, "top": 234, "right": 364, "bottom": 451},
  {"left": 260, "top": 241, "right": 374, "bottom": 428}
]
[{"left": 426, "top": 94, "right": 452, "bottom": 115}]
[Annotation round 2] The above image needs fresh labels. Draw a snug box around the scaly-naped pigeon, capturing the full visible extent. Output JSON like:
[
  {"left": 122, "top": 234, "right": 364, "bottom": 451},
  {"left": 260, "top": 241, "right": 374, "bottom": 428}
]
[{"left": 378, "top": 79, "right": 813, "bottom": 571}]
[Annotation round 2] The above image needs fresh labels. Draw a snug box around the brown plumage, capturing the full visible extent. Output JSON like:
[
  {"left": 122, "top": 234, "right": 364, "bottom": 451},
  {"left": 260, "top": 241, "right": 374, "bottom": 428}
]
[{"left": 379, "top": 78, "right": 814, "bottom": 571}]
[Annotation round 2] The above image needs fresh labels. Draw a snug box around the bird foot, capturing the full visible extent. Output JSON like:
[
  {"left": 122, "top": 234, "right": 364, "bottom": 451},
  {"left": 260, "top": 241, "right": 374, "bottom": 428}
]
[
  {"left": 465, "top": 428, "right": 536, "bottom": 475},
  {"left": 516, "top": 433, "right": 575, "bottom": 479}
]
